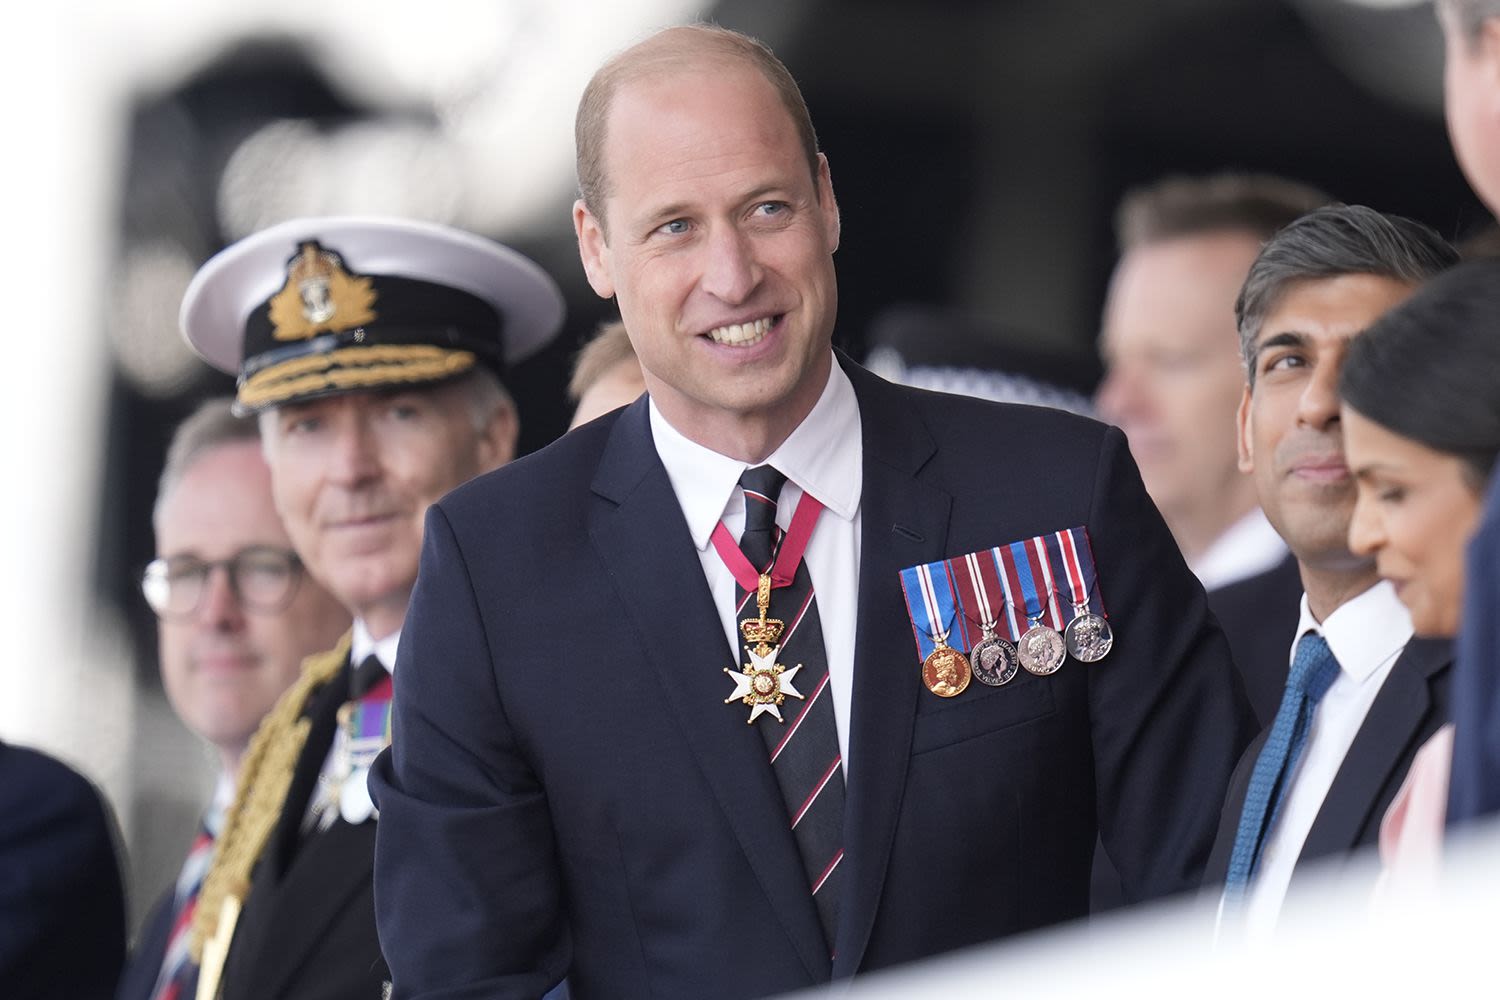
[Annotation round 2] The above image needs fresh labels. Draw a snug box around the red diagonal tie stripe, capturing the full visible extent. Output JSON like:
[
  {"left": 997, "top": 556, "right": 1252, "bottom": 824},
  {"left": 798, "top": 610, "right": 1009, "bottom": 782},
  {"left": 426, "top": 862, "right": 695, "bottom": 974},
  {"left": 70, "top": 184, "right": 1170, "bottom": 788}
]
[
  {"left": 792, "top": 757, "right": 843, "bottom": 828},
  {"left": 772, "top": 671, "right": 830, "bottom": 763},
  {"left": 812, "top": 848, "right": 844, "bottom": 894}
]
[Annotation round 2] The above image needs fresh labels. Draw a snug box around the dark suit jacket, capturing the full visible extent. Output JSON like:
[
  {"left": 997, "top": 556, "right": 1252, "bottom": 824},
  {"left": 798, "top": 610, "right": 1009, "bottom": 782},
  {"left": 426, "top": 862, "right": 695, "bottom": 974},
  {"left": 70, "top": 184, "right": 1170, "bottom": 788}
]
[
  {"left": 0, "top": 741, "right": 126, "bottom": 1000},
  {"left": 1207, "top": 554, "right": 1304, "bottom": 728},
  {"left": 1205, "top": 636, "right": 1453, "bottom": 884},
  {"left": 372, "top": 359, "right": 1255, "bottom": 999},
  {"left": 217, "top": 657, "right": 388, "bottom": 1000},
  {"left": 116, "top": 888, "right": 173, "bottom": 1000}
]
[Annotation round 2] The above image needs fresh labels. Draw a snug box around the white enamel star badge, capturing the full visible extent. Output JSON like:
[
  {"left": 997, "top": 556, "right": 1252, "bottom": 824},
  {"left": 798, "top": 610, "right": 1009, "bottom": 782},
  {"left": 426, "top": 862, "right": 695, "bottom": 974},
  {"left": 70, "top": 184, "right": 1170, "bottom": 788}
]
[{"left": 723, "top": 645, "right": 805, "bottom": 724}]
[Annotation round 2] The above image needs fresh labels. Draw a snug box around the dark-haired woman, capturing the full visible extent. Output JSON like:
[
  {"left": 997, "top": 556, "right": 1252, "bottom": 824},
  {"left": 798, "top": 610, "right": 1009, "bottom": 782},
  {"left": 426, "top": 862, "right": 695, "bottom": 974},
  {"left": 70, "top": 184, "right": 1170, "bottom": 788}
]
[{"left": 1339, "top": 258, "right": 1500, "bottom": 879}]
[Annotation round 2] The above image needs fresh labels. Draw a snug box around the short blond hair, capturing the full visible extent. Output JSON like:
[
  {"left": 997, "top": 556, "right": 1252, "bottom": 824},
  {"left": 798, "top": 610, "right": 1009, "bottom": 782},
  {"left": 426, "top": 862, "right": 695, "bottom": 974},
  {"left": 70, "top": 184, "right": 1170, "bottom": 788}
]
[
  {"left": 574, "top": 24, "right": 820, "bottom": 231},
  {"left": 568, "top": 320, "right": 638, "bottom": 402}
]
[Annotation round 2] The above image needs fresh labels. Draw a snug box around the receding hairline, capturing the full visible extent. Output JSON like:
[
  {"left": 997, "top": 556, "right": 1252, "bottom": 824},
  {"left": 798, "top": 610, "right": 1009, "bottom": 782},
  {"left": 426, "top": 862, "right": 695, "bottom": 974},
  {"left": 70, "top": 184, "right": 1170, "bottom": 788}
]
[{"left": 576, "top": 24, "right": 820, "bottom": 224}]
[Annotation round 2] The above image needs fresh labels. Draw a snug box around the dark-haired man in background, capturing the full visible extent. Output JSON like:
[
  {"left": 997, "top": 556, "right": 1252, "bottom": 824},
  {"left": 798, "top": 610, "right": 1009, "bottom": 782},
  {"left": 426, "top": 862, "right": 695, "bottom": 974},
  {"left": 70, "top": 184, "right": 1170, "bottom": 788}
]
[
  {"left": 1206, "top": 205, "right": 1458, "bottom": 936},
  {"left": 1097, "top": 172, "right": 1330, "bottom": 724}
]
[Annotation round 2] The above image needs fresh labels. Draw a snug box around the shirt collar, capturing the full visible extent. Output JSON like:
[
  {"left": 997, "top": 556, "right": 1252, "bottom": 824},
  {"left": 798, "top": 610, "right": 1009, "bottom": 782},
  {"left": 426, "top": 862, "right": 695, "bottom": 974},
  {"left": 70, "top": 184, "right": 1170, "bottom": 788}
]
[
  {"left": 1294, "top": 579, "right": 1413, "bottom": 683},
  {"left": 351, "top": 618, "right": 400, "bottom": 674},
  {"left": 649, "top": 358, "right": 863, "bottom": 549},
  {"left": 1191, "top": 507, "right": 1289, "bottom": 591}
]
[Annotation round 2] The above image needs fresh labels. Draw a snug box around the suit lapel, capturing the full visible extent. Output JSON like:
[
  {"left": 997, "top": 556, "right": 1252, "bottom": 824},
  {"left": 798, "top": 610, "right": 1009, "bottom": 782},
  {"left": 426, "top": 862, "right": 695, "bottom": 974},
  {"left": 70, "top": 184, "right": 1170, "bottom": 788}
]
[
  {"left": 265, "top": 657, "right": 349, "bottom": 878},
  {"left": 587, "top": 400, "right": 831, "bottom": 982},
  {"left": 253, "top": 820, "right": 378, "bottom": 998},
  {"left": 1298, "top": 638, "right": 1451, "bottom": 863},
  {"left": 833, "top": 362, "right": 951, "bottom": 977}
]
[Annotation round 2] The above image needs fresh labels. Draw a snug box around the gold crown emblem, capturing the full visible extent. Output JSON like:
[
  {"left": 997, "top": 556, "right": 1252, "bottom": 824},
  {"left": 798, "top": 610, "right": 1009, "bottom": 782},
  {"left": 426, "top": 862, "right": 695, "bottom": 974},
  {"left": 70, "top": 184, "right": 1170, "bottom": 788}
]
[
  {"left": 268, "top": 241, "right": 379, "bottom": 342},
  {"left": 740, "top": 615, "right": 785, "bottom": 652}
]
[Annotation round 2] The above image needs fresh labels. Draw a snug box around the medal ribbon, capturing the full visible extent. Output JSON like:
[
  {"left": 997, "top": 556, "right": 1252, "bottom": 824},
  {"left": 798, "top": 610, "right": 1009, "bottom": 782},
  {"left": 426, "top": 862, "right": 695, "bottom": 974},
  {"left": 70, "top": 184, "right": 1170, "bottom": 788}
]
[
  {"left": 899, "top": 559, "right": 964, "bottom": 662},
  {"left": 1001, "top": 540, "right": 1048, "bottom": 627},
  {"left": 1056, "top": 526, "right": 1107, "bottom": 617},
  {"left": 948, "top": 550, "right": 1014, "bottom": 642},
  {"left": 345, "top": 675, "right": 394, "bottom": 761},
  {"left": 711, "top": 487, "right": 825, "bottom": 593},
  {"left": 1027, "top": 536, "right": 1067, "bottom": 629}
]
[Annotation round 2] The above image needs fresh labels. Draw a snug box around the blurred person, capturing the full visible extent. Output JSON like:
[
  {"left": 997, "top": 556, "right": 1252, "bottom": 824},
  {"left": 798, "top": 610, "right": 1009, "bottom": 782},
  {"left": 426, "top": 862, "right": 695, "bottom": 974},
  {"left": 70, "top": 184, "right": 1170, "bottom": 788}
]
[
  {"left": 1338, "top": 261, "right": 1500, "bottom": 871},
  {"left": 1434, "top": 0, "right": 1500, "bottom": 827},
  {"left": 371, "top": 25, "right": 1254, "bottom": 998},
  {"left": 177, "top": 217, "right": 564, "bottom": 1000},
  {"left": 1205, "top": 206, "right": 1458, "bottom": 938},
  {"left": 115, "top": 399, "right": 348, "bottom": 1000},
  {"left": 568, "top": 319, "right": 645, "bottom": 429},
  {"left": 0, "top": 741, "right": 126, "bottom": 999},
  {"left": 1097, "top": 173, "right": 1331, "bottom": 724},
  {"left": 862, "top": 303, "right": 1096, "bottom": 417}
]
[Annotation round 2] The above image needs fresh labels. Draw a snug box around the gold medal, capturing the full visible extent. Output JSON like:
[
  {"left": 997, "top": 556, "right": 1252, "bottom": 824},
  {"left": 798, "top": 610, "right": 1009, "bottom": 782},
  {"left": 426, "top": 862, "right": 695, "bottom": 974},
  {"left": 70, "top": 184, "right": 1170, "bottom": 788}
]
[
  {"left": 724, "top": 573, "right": 804, "bottom": 723},
  {"left": 922, "top": 632, "right": 972, "bottom": 698}
]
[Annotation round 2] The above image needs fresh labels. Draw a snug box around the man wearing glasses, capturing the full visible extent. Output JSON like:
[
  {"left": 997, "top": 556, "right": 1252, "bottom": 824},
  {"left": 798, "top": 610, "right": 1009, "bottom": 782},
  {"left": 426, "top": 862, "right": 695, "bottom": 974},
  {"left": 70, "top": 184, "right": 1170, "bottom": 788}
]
[{"left": 118, "top": 398, "right": 347, "bottom": 1000}]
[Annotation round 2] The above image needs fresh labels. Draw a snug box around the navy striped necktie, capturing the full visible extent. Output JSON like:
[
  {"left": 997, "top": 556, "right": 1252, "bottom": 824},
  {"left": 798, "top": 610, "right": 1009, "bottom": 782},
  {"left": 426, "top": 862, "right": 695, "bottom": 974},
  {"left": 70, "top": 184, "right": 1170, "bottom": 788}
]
[{"left": 736, "top": 464, "right": 846, "bottom": 953}]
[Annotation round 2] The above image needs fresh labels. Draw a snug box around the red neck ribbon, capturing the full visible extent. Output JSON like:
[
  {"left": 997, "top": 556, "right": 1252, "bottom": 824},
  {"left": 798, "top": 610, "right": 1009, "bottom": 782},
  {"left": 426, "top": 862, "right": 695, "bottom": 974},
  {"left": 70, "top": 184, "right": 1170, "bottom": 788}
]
[{"left": 710, "top": 486, "right": 825, "bottom": 592}]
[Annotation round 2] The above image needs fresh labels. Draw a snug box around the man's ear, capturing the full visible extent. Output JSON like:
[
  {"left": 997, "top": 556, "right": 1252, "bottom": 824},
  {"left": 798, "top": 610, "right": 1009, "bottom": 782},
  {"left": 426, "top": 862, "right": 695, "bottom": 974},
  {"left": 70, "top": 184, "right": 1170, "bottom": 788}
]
[
  {"left": 574, "top": 199, "right": 616, "bottom": 299},
  {"left": 1236, "top": 384, "right": 1255, "bottom": 474},
  {"left": 476, "top": 400, "right": 518, "bottom": 474},
  {"left": 816, "top": 153, "right": 840, "bottom": 254}
]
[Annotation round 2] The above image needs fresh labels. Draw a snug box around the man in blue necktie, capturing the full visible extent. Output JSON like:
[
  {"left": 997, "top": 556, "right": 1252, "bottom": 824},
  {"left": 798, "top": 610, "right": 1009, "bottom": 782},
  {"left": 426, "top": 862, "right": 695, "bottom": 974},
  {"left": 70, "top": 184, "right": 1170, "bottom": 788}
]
[{"left": 1205, "top": 205, "right": 1459, "bottom": 935}]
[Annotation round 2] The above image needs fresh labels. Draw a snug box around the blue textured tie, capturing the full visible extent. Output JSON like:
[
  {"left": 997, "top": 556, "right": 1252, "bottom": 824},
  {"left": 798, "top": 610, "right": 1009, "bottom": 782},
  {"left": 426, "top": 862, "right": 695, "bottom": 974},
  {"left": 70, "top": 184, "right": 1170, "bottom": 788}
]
[{"left": 1223, "top": 631, "right": 1342, "bottom": 898}]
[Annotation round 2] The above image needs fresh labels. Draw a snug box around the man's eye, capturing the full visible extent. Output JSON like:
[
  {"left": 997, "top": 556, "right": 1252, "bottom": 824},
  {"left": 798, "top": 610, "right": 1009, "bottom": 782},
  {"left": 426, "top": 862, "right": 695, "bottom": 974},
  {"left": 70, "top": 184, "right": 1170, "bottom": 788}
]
[
  {"left": 656, "top": 219, "right": 690, "bottom": 236},
  {"left": 1263, "top": 354, "right": 1306, "bottom": 375},
  {"left": 754, "top": 201, "right": 787, "bottom": 217},
  {"left": 165, "top": 560, "right": 207, "bottom": 584}
]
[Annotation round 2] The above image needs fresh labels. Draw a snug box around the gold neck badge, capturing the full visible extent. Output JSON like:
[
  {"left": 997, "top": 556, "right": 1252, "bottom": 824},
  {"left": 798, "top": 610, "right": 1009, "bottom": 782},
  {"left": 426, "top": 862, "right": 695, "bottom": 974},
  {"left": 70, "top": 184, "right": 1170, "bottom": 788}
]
[{"left": 723, "top": 573, "right": 804, "bottom": 724}]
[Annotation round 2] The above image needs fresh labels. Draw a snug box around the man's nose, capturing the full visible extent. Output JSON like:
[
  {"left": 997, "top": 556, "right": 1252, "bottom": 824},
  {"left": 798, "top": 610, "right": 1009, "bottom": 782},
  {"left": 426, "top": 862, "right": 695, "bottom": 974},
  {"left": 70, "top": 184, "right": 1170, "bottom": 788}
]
[
  {"left": 699, "top": 225, "right": 762, "bottom": 305},
  {"left": 198, "top": 565, "right": 246, "bottom": 630}
]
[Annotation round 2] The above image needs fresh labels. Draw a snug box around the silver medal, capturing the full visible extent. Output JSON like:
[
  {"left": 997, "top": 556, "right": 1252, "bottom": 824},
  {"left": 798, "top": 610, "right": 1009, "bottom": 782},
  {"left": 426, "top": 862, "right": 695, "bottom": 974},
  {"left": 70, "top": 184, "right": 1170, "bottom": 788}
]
[
  {"left": 1018, "top": 622, "right": 1066, "bottom": 675},
  {"left": 968, "top": 625, "right": 1019, "bottom": 687},
  {"left": 1064, "top": 611, "right": 1113, "bottom": 663}
]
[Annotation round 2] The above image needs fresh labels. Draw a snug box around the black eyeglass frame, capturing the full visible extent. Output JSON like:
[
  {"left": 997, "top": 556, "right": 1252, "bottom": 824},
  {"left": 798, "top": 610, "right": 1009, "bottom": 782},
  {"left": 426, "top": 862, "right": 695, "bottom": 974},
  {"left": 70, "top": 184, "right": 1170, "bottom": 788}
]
[{"left": 140, "top": 545, "right": 305, "bottom": 622}]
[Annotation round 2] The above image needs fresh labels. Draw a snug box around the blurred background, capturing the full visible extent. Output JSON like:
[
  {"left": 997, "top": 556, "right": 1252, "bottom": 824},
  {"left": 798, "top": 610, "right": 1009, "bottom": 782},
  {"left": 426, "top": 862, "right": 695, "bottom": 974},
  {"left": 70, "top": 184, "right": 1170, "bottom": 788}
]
[{"left": 2, "top": 0, "right": 1488, "bottom": 930}]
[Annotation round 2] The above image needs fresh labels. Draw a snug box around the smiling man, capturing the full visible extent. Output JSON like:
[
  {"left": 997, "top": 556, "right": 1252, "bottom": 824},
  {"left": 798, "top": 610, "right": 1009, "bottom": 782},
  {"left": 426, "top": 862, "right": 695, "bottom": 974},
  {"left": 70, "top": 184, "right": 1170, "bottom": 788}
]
[
  {"left": 176, "top": 217, "right": 564, "bottom": 1000},
  {"left": 1204, "top": 205, "right": 1458, "bottom": 937},
  {"left": 372, "top": 25, "right": 1257, "bottom": 999}
]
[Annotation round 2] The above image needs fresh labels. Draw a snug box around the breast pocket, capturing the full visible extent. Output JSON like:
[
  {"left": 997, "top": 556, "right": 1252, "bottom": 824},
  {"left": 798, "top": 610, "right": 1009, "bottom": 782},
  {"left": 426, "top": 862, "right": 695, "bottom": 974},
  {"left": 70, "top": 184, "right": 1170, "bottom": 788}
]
[{"left": 909, "top": 674, "right": 1056, "bottom": 755}]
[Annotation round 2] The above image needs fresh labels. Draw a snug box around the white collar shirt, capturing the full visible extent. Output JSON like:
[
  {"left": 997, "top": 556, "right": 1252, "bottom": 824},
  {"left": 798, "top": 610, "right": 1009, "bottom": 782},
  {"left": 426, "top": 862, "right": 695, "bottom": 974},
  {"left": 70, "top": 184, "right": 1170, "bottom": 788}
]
[
  {"left": 1240, "top": 580, "right": 1413, "bottom": 938},
  {"left": 649, "top": 358, "right": 863, "bottom": 773},
  {"left": 351, "top": 618, "right": 400, "bottom": 675},
  {"left": 1193, "top": 507, "right": 1290, "bottom": 593}
]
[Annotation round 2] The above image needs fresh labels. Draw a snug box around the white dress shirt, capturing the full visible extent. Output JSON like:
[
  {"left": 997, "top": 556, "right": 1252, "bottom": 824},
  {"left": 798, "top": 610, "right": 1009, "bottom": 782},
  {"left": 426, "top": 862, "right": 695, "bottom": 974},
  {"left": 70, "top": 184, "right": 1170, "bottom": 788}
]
[
  {"left": 649, "top": 359, "right": 863, "bottom": 773},
  {"left": 1192, "top": 507, "right": 1289, "bottom": 593},
  {"left": 1241, "top": 580, "right": 1413, "bottom": 937},
  {"left": 351, "top": 618, "right": 400, "bottom": 675}
]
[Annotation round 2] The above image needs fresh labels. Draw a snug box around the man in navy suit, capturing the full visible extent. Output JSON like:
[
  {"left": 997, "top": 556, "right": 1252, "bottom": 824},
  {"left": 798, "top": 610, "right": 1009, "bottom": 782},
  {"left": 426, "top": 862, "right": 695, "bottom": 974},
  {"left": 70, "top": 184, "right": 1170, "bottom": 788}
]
[
  {"left": 1205, "top": 206, "right": 1458, "bottom": 935},
  {"left": 371, "top": 25, "right": 1255, "bottom": 998},
  {"left": 115, "top": 400, "right": 348, "bottom": 1000},
  {"left": 0, "top": 741, "right": 126, "bottom": 999}
]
